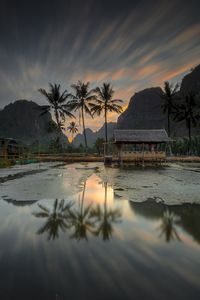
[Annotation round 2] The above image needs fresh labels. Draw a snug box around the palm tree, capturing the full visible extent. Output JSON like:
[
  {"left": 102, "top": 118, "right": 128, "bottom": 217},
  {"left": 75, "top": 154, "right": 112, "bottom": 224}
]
[
  {"left": 68, "top": 81, "right": 96, "bottom": 150},
  {"left": 69, "top": 181, "right": 97, "bottom": 241},
  {"left": 67, "top": 121, "right": 78, "bottom": 143},
  {"left": 158, "top": 210, "right": 181, "bottom": 243},
  {"left": 91, "top": 83, "right": 123, "bottom": 153},
  {"left": 38, "top": 83, "right": 74, "bottom": 148},
  {"left": 32, "top": 199, "right": 73, "bottom": 240},
  {"left": 174, "top": 91, "right": 200, "bottom": 153},
  {"left": 91, "top": 182, "right": 121, "bottom": 241},
  {"left": 161, "top": 81, "right": 179, "bottom": 137}
]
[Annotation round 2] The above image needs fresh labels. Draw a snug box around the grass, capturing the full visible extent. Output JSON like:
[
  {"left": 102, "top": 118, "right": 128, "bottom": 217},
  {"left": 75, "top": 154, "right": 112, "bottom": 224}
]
[{"left": 0, "top": 158, "right": 12, "bottom": 168}]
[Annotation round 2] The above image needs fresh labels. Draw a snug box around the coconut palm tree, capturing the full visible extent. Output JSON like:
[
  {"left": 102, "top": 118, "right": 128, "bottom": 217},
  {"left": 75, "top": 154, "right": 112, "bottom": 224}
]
[
  {"left": 91, "top": 182, "right": 121, "bottom": 241},
  {"left": 38, "top": 83, "right": 74, "bottom": 148},
  {"left": 91, "top": 83, "right": 123, "bottom": 153},
  {"left": 174, "top": 91, "right": 200, "bottom": 153},
  {"left": 32, "top": 199, "right": 73, "bottom": 240},
  {"left": 67, "top": 121, "right": 78, "bottom": 143},
  {"left": 161, "top": 81, "right": 179, "bottom": 137},
  {"left": 68, "top": 81, "right": 96, "bottom": 150}
]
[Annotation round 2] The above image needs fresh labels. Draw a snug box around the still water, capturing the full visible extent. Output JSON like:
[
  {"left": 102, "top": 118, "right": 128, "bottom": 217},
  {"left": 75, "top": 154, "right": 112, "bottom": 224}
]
[{"left": 0, "top": 163, "right": 200, "bottom": 299}]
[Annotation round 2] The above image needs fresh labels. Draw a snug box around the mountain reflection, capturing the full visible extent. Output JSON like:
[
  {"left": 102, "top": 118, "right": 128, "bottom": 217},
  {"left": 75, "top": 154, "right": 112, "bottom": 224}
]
[{"left": 33, "top": 178, "right": 122, "bottom": 242}]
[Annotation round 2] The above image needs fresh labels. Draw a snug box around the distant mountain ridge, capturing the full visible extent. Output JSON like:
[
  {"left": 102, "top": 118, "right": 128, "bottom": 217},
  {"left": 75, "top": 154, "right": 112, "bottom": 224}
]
[
  {"left": 0, "top": 100, "right": 69, "bottom": 145},
  {"left": 73, "top": 122, "right": 117, "bottom": 147}
]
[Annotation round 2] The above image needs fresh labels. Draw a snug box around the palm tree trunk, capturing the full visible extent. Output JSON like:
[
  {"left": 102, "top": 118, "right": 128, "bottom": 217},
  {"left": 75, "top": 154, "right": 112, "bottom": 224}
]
[
  {"left": 104, "top": 182, "right": 107, "bottom": 218},
  {"left": 167, "top": 109, "right": 172, "bottom": 156},
  {"left": 105, "top": 108, "right": 108, "bottom": 155},
  {"left": 55, "top": 109, "right": 62, "bottom": 152},
  {"left": 167, "top": 110, "right": 170, "bottom": 137},
  {"left": 81, "top": 106, "right": 88, "bottom": 150},
  {"left": 188, "top": 119, "right": 192, "bottom": 154}
]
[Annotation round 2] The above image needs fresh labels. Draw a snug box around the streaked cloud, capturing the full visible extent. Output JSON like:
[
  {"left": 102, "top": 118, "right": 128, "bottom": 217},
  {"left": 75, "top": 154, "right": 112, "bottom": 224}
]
[{"left": 0, "top": 0, "right": 199, "bottom": 132}]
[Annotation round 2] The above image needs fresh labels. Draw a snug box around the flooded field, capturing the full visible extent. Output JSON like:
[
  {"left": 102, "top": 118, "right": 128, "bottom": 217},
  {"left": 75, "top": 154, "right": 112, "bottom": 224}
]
[{"left": 0, "top": 162, "right": 200, "bottom": 300}]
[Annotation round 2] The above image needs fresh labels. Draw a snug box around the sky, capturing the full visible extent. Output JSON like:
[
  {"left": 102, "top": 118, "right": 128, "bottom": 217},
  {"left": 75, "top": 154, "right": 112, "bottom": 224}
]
[{"left": 0, "top": 0, "right": 200, "bottom": 133}]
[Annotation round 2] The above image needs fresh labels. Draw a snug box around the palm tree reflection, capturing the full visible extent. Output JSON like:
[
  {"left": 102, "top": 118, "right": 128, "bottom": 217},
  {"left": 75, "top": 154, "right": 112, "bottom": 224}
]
[
  {"left": 92, "top": 182, "right": 121, "bottom": 241},
  {"left": 158, "top": 210, "right": 181, "bottom": 243},
  {"left": 33, "top": 199, "right": 73, "bottom": 240},
  {"left": 69, "top": 181, "right": 97, "bottom": 241},
  {"left": 33, "top": 180, "right": 122, "bottom": 242}
]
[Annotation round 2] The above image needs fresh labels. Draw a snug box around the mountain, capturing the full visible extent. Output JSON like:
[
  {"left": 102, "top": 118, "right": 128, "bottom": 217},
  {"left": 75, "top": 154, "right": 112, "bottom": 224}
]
[
  {"left": 117, "top": 65, "right": 200, "bottom": 137},
  {"left": 0, "top": 100, "right": 69, "bottom": 145},
  {"left": 181, "top": 65, "right": 200, "bottom": 93},
  {"left": 117, "top": 87, "right": 167, "bottom": 130},
  {"left": 73, "top": 122, "right": 117, "bottom": 147}
]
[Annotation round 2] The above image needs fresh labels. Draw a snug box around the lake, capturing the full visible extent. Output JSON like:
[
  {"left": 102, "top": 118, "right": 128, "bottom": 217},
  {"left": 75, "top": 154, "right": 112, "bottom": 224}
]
[{"left": 0, "top": 162, "right": 200, "bottom": 300}]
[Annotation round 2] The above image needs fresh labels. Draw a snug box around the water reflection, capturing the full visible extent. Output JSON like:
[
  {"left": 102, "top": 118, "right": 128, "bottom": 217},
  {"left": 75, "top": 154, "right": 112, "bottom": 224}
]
[
  {"left": 91, "top": 182, "right": 121, "bottom": 241},
  {"left": 69, "top": 181, "right": 97, "bottom": 241},
  {"left": 33, "top": 179, "right": 122, "bottom": 242},
  {"left": 130, "top": 199, "right": 200, "bottom": 244},
  {"left": 33, "top": 199, "right": 73, "bottom": 240},
  {"left": 158, "top": 210, "right": 181, "bottom": 243}
]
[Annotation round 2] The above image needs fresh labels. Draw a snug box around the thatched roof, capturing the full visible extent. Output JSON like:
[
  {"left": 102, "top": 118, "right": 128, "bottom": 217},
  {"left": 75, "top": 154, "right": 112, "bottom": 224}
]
[{"left": 114, "top": 129, "right": 170, "bottom": 143}]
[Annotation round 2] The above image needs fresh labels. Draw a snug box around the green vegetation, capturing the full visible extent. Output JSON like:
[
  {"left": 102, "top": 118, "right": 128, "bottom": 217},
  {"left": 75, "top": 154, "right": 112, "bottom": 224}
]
[
  {"left": 171, "top": 137, "right": 200, "bottom": 156},
  {"left": 0, "top": 158, "right": 11, "bottom": 168},
  {"left": 174, "top": 91, "right": 200, "bottom": 152}
]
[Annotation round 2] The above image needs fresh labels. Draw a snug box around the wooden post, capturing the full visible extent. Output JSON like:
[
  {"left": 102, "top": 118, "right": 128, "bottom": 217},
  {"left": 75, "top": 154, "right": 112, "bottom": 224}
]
[
  {"left": 142, "top": 143, "right": 145, "bottom": 167},
  {"left": 103, "top": 143, "right": 106, "bottom": 163},
  {"left": 117, "top": 143, "right": 122, "bottom": 165}
]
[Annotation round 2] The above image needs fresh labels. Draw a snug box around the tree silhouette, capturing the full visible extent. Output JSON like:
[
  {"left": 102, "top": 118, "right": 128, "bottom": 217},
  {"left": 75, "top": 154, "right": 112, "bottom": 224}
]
[
  {"left": 161, "top": 81, "right": 179, "bottom": 137},
  {"left": 67, "top": 121, "right": 78, "bottom": 143},
  {"left": 33, "top": 199, "right": 73, "bottom": 240},
  {"left": 68, "top": 81, "right": 96, "bottom": 150},
  {"left": 91, "top": 83, "right": 123, "bottom": 153},
  {"left": 174, "top": 91, "right": 200, "bottom": 153},
  {"left": 38, "top": 83, "right": 74, "bottom": 148}
]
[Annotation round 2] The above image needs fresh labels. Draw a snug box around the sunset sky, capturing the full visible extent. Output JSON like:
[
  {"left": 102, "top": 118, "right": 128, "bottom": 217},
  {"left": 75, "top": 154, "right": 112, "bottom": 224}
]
[{"left": 0, "top": 0, "right": 200, "bottom": 132}]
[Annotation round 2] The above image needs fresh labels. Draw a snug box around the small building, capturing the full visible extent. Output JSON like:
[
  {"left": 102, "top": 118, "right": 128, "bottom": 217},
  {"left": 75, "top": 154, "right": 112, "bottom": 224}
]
[
  {"left": 0, "top": 138, "right": 23, "bottom": 159},
  {"left": 113, "top": 129, "right": 170, "bottom": 163}
]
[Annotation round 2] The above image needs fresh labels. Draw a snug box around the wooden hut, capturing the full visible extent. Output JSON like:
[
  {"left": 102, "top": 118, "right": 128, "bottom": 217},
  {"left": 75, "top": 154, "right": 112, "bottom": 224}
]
[
  {"left": 0, "top": 138, "right": 22, "bottom": 159},
  {"left": 113, "top": 129, "right": 170, "bottom": 164}
]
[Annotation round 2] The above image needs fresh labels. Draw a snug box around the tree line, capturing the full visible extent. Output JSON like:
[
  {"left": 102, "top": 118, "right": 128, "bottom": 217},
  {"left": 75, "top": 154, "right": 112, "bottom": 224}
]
[
  {"left": 38, "top": 79, "right": 200, "bottom": 155},
  {"left": 38, "top": 81, "right": 123, "bottom": 152},
  {"left": 162, "top": 81, "right": 200, "bottom": 153}
]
